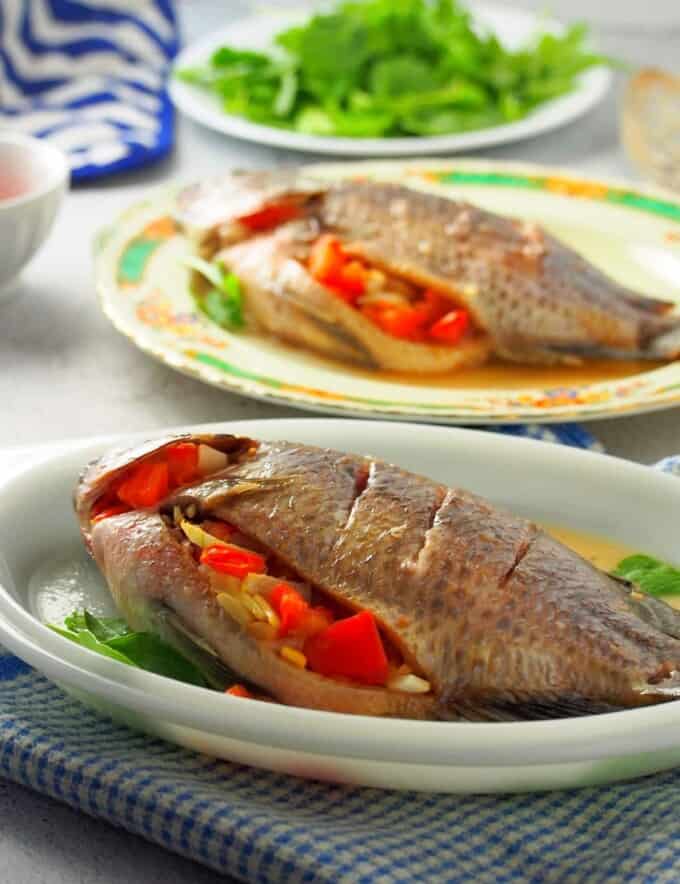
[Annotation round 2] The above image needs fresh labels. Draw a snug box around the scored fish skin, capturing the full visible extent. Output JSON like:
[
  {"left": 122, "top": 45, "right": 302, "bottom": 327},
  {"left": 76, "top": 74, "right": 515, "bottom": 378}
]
[
  {"left": 75, "top": 435, "right": 680, "bottom": 720},
  {"left": 220, "top": 224, "right": 492, "bottom": 373},
  {"left": 178, "top": 172, "right": 680, "bottom": 366},
  {"left": 318, "top": 182, "right": 680, "bottom": 364}
]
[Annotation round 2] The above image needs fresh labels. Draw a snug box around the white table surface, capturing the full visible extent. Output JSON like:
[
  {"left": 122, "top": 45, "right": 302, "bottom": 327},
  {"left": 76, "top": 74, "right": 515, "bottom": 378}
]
[{"left": 2, "top": 4, "right": 680, "bottom": 882}]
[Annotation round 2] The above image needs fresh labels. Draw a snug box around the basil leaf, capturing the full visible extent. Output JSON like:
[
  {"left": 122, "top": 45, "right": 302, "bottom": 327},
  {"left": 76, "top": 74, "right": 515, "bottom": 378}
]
[
  {"left": 185, "top": 255, "right": 225, "bottom": 291},
  {"left": 186, "top": 257, "right": 245, "bottom": 330},
  {"left": 613, "top": 555, "right": 680, "bottom": 596},
  {"left": 63, "top": 610, "right": 131, "bottom": 641},
  {"left": 107, "top": 633, "right": 207, "bottom": 687},
  {"left": 50, "top": 625, "right": 136, "bottom": 666}
]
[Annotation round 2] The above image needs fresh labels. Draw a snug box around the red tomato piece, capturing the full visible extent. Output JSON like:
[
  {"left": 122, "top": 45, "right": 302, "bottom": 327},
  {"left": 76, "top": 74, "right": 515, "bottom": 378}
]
[
  {"left": 309, "top": 234, "right": 345, "bottom": 281},
  {"left": 371, "top": 306, "right": 429, "bottom": 340},
  {"left": 200, "top": 544, "right": 266, "bottom": 579},
  {"left": 304, "top": 611, "right": 389, "bottom": 685},
  {"left": 226, "top": 684, "right": 252, "bottom": 698},
  {"left": 91, "top": 502, "right": 131, "bottom": 523},
  {"left": 294, "top": 606, "right": 334, "bottom": 640},
  {"left": 116, "top": 461, "right": 170, "bottom": 509},
  {"left": 421, "top": 289, "right": 453, "bottom": 322},
  {"left": 239, "top": 202, "right": 300, "bottom": 231},
  {"left": 165, "top": 442, "right": 199, "bottom": 486},
  {"left": 270, "top": 583, "right": 309, "bottom": 637},
  {"left": 429, "top": 309, "right": 470, "bottom": 344}
]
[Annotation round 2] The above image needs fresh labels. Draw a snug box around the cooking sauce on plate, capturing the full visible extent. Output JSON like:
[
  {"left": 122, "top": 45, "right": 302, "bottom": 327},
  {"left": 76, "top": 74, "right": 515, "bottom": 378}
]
[
  {"left": 545, "top": 524, "right": 680, "bottom": 610},
  {"left": 345, "top": 358, "right": 665, "bottom": 391}
]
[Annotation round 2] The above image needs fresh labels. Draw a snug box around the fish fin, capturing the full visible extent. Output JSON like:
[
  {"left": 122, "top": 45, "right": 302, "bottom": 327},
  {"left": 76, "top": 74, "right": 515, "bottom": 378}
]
[
  {"left": 608, "top": 573, "right": 680, "bottom": 641},
  {"left": 621, "top": 292, "right": 676, "bottom": 315},
  {"left": 440, "top": 696, "right": 622, "bottom": 722},
  {"left": 159, "top": 607, "right": 239, "bottom": 690}
]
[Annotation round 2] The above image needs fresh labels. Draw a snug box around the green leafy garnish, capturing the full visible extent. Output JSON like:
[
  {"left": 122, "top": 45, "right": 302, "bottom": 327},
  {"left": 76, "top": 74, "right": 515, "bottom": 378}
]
[
  {"left": 176, "top": 0, "right": 610, "bottom": 139},
  {"left": 613, "top": 555, "right": 680, "bottom": 597},
  {"left": 50, "top": 610, "right": 209, "bottom": 687},
  {"left": 185, "top": 256, "right": 244, "bottom": 330},
  {"left": 64, "top": 610, "right": 129, "bottom": 641}
]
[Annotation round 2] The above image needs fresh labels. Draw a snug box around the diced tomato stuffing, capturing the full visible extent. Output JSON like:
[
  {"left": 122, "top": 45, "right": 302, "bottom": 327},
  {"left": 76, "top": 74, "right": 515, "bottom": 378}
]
[
  {"left": 166, "top": 442, "right": 199, "bottom": 485},
  {"left": 91, "top": 442, "right": 208, "bottom": 522},
  {"left": 307, "top": 232, "right": 472, "bottom": 343},
  {"left": 91, "top": 502, "right": 131, "bottom": 523},
  {"left": 304, "top": 611, "right": 389, "bottom": 686},
  {"left": 429, "top": 309, "right": 470, "bottom": 344},
  {"left": 269, "top": 584, "right": 333, "bottom": 640},
  {"left": 201, "top": 544, "right": 266, "bottom": 579},
  {"left": 270, "top": 583, "right": 309, "bottom": 637},
  {"left": 239, "top": 202, "right": 300, "bottom": 231},
  {"left": 364, "top": 305, "right": 428, "bottom": 340},
  {"left": 226, "top": 684, "right": 252, "bottom": 698},
  {"left": 308, "top": 235, "right": 369, "bottom": 303},
  {"left": 116, "top": 461, "right": 169, "bottom": 509}
]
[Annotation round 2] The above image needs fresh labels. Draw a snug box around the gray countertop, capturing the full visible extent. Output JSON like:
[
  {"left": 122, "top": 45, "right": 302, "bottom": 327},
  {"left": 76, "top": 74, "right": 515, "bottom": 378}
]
[{"left": 1, "top": 4, "right": 680, "bottom": 882}]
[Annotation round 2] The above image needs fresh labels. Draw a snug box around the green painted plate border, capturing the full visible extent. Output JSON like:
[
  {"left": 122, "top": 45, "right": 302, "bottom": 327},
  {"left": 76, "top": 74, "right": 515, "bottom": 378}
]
[{"left": 93, "top": 159, "right": 680, "bottom": 425}]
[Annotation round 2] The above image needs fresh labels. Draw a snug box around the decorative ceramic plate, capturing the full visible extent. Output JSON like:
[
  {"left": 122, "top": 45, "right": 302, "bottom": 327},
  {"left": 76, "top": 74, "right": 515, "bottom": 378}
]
[
  {"left": 94, "top": 158, "right": 680, "bottom": 425},
  {"left": 2, "top": 419, "right": 680, "bottom": 793},
  {"left": 168, "top": 5, "right": 612, "bottom": 157}
]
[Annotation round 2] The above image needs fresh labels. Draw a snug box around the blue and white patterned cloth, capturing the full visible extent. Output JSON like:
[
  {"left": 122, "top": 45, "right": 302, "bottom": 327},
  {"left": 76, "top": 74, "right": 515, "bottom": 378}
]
[
  {"left": 4, "top": 428, "right": 680, "bottom": 884},
  {"left": 0, "top": 0, "right": 179, "bottom": 180}
]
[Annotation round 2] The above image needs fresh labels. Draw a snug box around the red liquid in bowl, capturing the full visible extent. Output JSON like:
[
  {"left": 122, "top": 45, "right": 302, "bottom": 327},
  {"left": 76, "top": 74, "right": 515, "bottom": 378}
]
[{"left": 0, "top": 176, "right": 30, "bottom": 202}]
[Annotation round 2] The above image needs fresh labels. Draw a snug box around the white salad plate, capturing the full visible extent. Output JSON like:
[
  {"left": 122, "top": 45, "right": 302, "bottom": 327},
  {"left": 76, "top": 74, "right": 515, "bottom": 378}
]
[
  {"left": 169, "top": 5, "right": 612, "bottom": 157},
  {"left": 1, "top": 419, "right": 680, "bottom": 794}
]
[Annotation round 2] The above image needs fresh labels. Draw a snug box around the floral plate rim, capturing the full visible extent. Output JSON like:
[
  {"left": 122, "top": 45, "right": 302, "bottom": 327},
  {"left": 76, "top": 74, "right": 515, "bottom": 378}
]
[{"left": 93, "top": 158, "right": 680, "bottom": 425}]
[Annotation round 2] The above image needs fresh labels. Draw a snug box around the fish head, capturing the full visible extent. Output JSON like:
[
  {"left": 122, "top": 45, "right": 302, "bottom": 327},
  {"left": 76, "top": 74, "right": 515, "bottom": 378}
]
[{"left": 75, "top": 433, "right": 257, "bottom": 552}]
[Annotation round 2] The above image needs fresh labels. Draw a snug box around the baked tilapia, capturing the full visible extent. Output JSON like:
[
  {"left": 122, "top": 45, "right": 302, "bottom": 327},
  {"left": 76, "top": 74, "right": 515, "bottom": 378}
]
[
  {"left": 176, "top": 171, "right": 680, "bottom": 372},
  {"left": 76, "top": 433, "right": 680, "bottom": 720}
]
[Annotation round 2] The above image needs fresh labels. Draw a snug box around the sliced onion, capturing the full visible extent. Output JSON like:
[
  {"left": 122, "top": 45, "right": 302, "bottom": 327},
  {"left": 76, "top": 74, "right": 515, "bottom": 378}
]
[
  {"left": 181, "top": 519, "right": 228, "bottom": 549},
  {"left": 386, "top": 673, "right": 431, "bottom": 694},
  {"left": 247, "top": 622, "right": 278, "bottom": 642},
  {"left": 216, "top": 592, "right": 252, "bottom": 626},
  {"left": 207, "top": 571, "right": 242, "bottom": 596},
  {"left": 365, "top": 268, "right": 387, "bottom": 293},
  {"left": 242, "top": 573, "right": 311, "bottom": 603},
  {"left": 358, "top": 291, "right": 409, "bottom": 308},
  {"left": 197, "top": 444, "right": 229, "bottom": 476}
]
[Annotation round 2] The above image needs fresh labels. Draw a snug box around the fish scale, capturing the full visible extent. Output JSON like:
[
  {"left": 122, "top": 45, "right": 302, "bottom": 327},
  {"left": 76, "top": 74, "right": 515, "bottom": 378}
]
[
  {"left": 76, "top": 433, "right": 680, "bottom": 720},
  {"left": 177, "top": 171, "right": 680, "bottom": 367}
]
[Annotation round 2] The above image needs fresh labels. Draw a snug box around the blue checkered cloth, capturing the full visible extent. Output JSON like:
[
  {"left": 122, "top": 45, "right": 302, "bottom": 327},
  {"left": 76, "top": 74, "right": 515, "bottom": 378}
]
[
  {"left": 3, "top": 429, "right": 680, "bottom": 883},
  {"left": 0, "top": 0, "right": 178, "bottom": 180}
]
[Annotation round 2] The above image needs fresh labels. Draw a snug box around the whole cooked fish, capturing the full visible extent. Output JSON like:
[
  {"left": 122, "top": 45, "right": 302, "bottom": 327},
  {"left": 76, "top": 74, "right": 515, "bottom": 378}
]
[
  {"left": 76, "top": 432, "right": 680, "bottom": 720},
  {"left": 176, "top": 171, "right": 680, "bottom": 371}
]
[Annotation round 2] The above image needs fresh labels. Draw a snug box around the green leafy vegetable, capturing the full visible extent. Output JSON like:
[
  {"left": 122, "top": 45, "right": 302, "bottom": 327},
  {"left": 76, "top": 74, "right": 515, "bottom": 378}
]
[
  {"left": 64, "top": 610, "right": 129, "bottom": 641},
  {"left": 185, "top": 256, "right": 245, "bottom": 330},
  {"left": 613, "top": 555, "right": 680, "bottom": 597},
  {"left": 50, "top": 610, "right": 210, "bottom": 687},
  {"left": 107, "top": 633, "right": 207, "bottom": 686},
  {"left": 176, "top": 0, "right": 610, "bottom": 139}
]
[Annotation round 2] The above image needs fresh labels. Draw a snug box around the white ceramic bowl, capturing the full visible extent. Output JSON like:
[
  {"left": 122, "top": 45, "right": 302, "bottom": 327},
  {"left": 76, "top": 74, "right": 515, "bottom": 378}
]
[
  {"left": 0, "top": 133, "right": 69, "bottom": 301},
  {"left": 2, "top": 420, "right": 680, "bottom": 793}
]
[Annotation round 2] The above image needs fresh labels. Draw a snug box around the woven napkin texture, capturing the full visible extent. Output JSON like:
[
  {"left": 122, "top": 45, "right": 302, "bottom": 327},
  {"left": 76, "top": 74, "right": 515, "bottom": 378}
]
[
  {"left": 0, "top": 0, "right": 179, "bottom": 179},
  {"left": 4, "top": 428, "right": 680, "bottom": 884}
]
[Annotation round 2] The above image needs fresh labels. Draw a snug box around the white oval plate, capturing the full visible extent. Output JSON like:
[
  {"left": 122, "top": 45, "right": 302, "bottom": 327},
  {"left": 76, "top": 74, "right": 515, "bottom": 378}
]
[
  {"left": 2, "top": 419, "right": 680, "bottom": 793},
  {"left": 169, "top": 5, "right": 611, "bottom": 157},
  {"left": 94, "top": 159, "right": 680, "bottom": 425}
]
